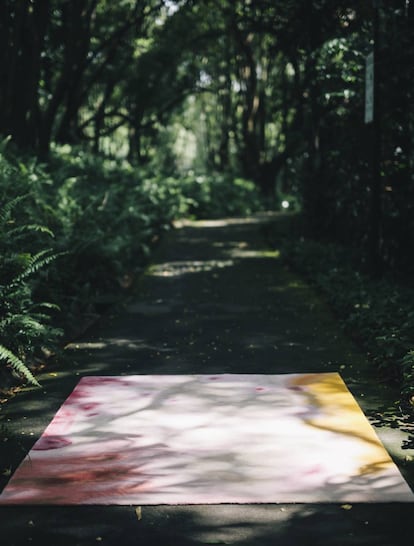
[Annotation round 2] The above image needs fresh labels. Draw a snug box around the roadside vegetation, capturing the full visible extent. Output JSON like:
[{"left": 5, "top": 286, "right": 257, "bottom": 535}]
[
  {"left": 266, "top": 214, "right": 414, "bottom": 410},
  {"left": 0, "top": 143, "right": 264, "bottom": 391}
]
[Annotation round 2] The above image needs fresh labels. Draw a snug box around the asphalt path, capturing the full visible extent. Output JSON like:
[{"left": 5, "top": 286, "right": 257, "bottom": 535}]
[{"left": 0, "top": 213, "right": 413, "bottom": 545}]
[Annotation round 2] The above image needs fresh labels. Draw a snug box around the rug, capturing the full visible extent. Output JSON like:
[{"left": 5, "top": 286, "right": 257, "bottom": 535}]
[{"left": 0, "top": 373, "right": 413, "bottom": 504}]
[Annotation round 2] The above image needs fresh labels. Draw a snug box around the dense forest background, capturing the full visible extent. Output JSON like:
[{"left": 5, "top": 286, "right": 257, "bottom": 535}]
[{"left": 0, "top": 1, "right": 413, "bottom": 402}]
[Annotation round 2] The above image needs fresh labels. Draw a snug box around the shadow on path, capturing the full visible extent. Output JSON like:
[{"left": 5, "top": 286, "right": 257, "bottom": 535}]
[{"left": 0, "top": 503, "right": 413, "bottom": 545}]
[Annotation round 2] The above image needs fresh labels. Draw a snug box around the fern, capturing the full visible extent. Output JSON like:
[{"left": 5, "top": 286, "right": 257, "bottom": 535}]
[
  {"left": 0, "top": 344, "right": 40, "bottom": 387},
  {"left": 0, "top": 135, "right": 12, "bottom": 154},
  {"left": 30, "top": 302, "right": 61, "bottom": 312},
  {"left": 0, "top": 162, "right": 67, "bottom": 390},
  {"left": 0, "top": 194, "right": 29, "bottom": 224},
  {"left": 8, "top": 224, "right": 55, "bottom": 239},
  {"left": 0, "top": 315, "right": 47, "bottom": 334},
  {"left": 11, "top": 249, "right": 65, "bottom": 286},
  {"left": 0, "top": 202, "right": 64, "bottom": 388}
]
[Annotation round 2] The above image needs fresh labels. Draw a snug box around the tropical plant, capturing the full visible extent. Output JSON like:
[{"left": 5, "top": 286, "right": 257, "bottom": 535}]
[{"left": 0, "top": 193, "right": 62, "bottom": 387}]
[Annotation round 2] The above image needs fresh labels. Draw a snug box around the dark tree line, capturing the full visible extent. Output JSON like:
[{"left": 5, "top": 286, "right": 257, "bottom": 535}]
[{"left": 0, "top": 1, "right": 168, "bottom": 157}]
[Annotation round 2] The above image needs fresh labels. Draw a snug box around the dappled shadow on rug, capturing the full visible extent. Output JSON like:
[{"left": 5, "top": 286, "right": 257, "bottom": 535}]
[{"left": 0, "top": 374, "right": 413, "bottom": 504}]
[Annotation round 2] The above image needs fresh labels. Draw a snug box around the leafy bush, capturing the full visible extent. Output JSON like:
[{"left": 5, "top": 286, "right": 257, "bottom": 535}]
[
  {"left": 35, "top": 147, "right": 189, "bottom": 333},
  {"left": 0, "top": 162, "right": 63, "bottom": 386},
  {"left": 280, "top": 234, "right": 414, "bottom": 406},
  {"left": 0, "top": 143, "right": 265, "bottom": 388},
  {"left": 177, "top": 173, "right": 265, "bottom": 219}
]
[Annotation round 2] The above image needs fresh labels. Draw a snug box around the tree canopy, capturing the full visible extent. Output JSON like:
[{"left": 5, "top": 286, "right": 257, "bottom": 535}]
[{"left": 1, "top": 0, "right": 414, "bottom": 271}]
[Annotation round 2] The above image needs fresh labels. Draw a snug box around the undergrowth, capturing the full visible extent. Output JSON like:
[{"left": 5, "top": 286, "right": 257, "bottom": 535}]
[
  {"left": 0, "top": 142, "right": 265, "bottom": 388},
  {"left": 273, "top": 217, "right": 414, "bottom": 408}
]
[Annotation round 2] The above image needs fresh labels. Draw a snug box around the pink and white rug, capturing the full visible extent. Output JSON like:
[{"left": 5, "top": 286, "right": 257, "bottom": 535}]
[{"left": 0, "top": 373, "right": 413, "bottom": 504}]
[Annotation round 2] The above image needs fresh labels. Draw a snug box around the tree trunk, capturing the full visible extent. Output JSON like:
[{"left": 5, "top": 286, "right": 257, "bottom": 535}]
[
  {"left": 0, "top": 1, "right": 50, "bottom": 151},
  {"left": 302, "top": 1, "right": 324, "bottom": 235}
]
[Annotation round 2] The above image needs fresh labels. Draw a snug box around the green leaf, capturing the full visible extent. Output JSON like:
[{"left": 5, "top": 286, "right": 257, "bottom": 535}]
[
  {"left": 0, "top": 344, "right": 40, "bottom": 387},
  {"left": 8, "top": 224, "right": 55, "bottom": 239}
]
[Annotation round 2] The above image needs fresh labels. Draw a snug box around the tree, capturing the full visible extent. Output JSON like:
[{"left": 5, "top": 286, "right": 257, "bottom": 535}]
[
  {"left": 0, "top": 0, "right": 166, "bottom": 157},
  {"left": 0, "top": 0, "right": 50, "bottom": 150}
]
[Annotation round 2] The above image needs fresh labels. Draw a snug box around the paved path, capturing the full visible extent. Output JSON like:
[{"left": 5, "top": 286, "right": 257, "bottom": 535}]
[{"left": 1, "top": 214, "right": 413, "bottom": 545}]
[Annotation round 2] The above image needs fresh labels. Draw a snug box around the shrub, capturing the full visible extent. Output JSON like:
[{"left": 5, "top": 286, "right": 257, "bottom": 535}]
[
  {"left": 178, "top": 173, "right": 265, "bottom": 219},
  {"left": 0, "top": 182, "right": 62, "bottom": 387},
  {"left": 280, "top": 234, "right": 414, "bottom": 406},
  {"left": 0, "top": 143, "right": 266, "bottom": 388},
  {"left": 42, "top": 154, "right": 266, "bottom": 320}
]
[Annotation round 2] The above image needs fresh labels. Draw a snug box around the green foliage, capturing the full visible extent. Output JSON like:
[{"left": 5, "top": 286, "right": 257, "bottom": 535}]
[
  {"left": 0, "top": 345, "right": 40, "bottom": 388},
  {"left": 0, "top": 142, "right": 264, "bottom": 388},
  {"left": 280, "top": 234, "right": 414, "bottom": 405},
  {"left": 1, "top": 1, "right": 414, "bottom": 277},
  {"left": 0, "top": 171, "right": 63, "bottom": 387},
  {"left": 45, "top": 146, "right": 188, "bottom": 308},
  {"left": 177, "top": 174, "right": 265, "bottom": 219}
]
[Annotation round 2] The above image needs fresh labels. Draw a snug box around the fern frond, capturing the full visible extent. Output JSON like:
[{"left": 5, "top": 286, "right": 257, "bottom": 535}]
[
  {"left": 0, "top": 315, "right": 46, "bottom": 334},
  {"left": 30, "top": 302, "right": 61, "bottom": 312},
  {"left": 11, "top": 249, "right": 64, "bottom": 286},
  {"left": 0, "top": 135, "right": 12, "bottom": 153},
  {"left": 0, "top": 344, "right": 40, "bottom": 387},
  {"left": 8, "top": 224, "right": 55, "bottom": 239},
  {"left": 0, "top": 194, "right": 29, "bottom": 224}
]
